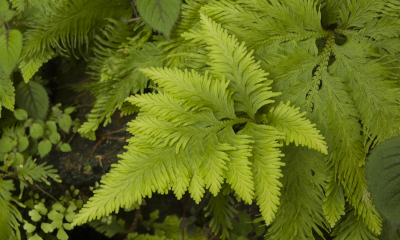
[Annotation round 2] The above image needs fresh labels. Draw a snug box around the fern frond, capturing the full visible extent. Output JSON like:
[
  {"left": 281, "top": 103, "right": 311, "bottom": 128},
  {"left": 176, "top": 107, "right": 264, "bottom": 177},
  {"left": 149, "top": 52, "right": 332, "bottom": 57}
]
[
  {"left": 16, "top": 157, "right": 59, "bottom": 185},
  {"left": 20, "top": 0, "right": 132, "bottom": 81},
  {"left": 331, "top": 37, "right": 400, "bottom": 149},
  {"left": 265, "top": 146, "right": 328, "bottom": 240},
  {"left": 331, "top": 207, "right": 379, "bottom": 240},
  {"left": 204, "top": 190, "right": 237, "bottom": 239},
  {"left": 0, "top": 73, "right": 15, "bottom": 116},
  {"left": 78, "top": 43, "right": 164, "bottom": 135},
  {"left": 267, "top": 101, "right": 328, "bottom": 154},
  {"left": 126, "top": 92, "right": 221, "bottom": 127},
  {"left": 0, "top": 178, "right": 22, "bottom": 240},
  {"left": 238, "top": 122, "right": 285, "bottom": 225},
  {"left": 337, "top": 0, "right": 385, "bottom": 29},
  {"left": 140, "top": 68, "right": 236, "bottom": 120},
  {"left": 191, "top": 14, "right": 281, "bottom": 119},
  {"left": 217, "top": 127, "right": 254, "bottom": 204},
  {"left": 312, "top": 71, "right": 382, "bottom": 234},
  {"left": 323, "top": 171, "right": 346, "bottom": 228}
]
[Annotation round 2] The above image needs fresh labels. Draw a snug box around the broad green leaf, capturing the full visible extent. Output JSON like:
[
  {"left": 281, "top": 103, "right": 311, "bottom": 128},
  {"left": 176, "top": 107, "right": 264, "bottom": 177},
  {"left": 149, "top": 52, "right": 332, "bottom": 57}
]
[
  {"left": 60, "top": 143, "right": 71, "bottom": 152},
  {"left": 46, "top": 121, "right": 57, "bottom": 132},
  {"left": 0, "top": 0, "right": 9, "bottom": 11},
  {"left": 41, "top": 222, "right": 54, "bottom": 233},
  {"left": 14, "top": 108, "right": 27, "bottom": 120},
  {"left": 0, "top": 136, "right": 13, "bottom": 152},
  {"left": 23, "top": 222, "right": 36, "bottom": 233},
  {"left": 0, "top": 29, "right": 22, "bottom": 76},
  {"left": 49, "top": 132, "right": 60, "bottom": 144},
  {"left": 64, "top": 107, "right": 75, "bottom": 114},
  {"left": 15, "top": 81, "right": 49, "bottom": 119},
  {"left": 57, "top": 228, "right": 68, "bottom": 240},
  {"left": 38, "top": 139, "right": 51, "bottom": 158},
  {"left": 29, "top": 209, "right": 42, "bottom": 222},
  {"left": 136, "top": 0, "right": 182, "bottom": 38},
  {"left": 0, "top": 9, "right": 15, "bottom": 22},
  {"left": 30, "top": 123, "right": 43, "bottom": 139},
  {"left": 17, "top": 136, "right": 29, "bottom": 152},
  {"left": 58, "top": 114, "right": 71, "bottom": 132},
  {"left": 65, "top": 212, "right": 75, "bottom": 222},
  {"left": 366, "top": 135, "right": 400, "bottom": 226}
]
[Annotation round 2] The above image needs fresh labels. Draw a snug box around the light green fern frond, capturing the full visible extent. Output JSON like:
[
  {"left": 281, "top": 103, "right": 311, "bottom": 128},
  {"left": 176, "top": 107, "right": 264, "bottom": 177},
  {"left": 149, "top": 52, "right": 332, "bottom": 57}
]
[
  {"left": 193, "top": 14, "right": 281, "bottom": 119},
  {"left": 0, "top": 178, "right": 22, "bottom": 240},
  {"left": 140, "top": 68, "right": 236, "bottom": 120},
  {"left": 238, "top": 122, "right": 285, "bottom": 225},
  {"left": 267, "top": 101, "right": 328, "bottom": 154},
  {"left": 323, "top": 171, "right": 346, "bottom": 228},
  {"left": 20, "top": 0, "right": 132, "bottom": 81}
]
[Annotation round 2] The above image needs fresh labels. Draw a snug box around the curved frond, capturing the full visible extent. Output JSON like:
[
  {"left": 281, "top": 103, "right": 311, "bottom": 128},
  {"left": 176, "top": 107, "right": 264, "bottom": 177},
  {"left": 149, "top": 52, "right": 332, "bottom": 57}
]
[
  {"left": 78, "top": 42, "right": 164, "bottom": 134},
  {"left": 266, "top": 146, "right": 328, "bottom": 240},
  {"left": 267, "top": 101, "right": 328, "bottom": 154},
  {"left": 204, "top": 190, "right": 238, "bottom": 239},
  {"left": 238, "top": 122, "right": 285, "bottom": 225},
  {"left": 323, "top": 171, "right": 346, "bottom": 228},
  {"left": 140, "top": 67, "right": 236, "bottom": 120},
  {"left": 331, "top": 207, "right": 379, "bottom": 240},
  {"left": 21, "top": 0, "right": 132, "bottom": 81},
  {"left": 190, "top": 14, "right": 281, "bottom": 119}
]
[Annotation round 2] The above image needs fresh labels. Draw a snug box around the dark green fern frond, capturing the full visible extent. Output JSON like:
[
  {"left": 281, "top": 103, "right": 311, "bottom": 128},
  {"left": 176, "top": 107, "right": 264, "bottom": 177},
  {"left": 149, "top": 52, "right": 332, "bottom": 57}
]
[
  {"left": 265, "top": 146, "right": 328, "bottom": 240},
  {"left": 20, "top": 0, "right": 132, "bottom": 81},
  {"left": 0, "top": 178, "right": 22, "bottom": 240},
  {"left": 78, "top": 42, "right": 164, "bottom": 136},
  {"left": 204, "top": 190, "right": 238, "bottom": 239}
]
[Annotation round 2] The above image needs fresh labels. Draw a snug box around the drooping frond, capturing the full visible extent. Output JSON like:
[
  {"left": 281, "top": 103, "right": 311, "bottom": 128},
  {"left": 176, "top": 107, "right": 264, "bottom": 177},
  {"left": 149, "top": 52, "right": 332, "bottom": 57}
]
[
  {"left": 20, "top": 0, "right": 132, "bottom": 81},
  {"left": 0, "top": 178, "right": 22, "bottom": 240},
  {"left": 78, "top": 42, "right": 164, "bottom": 136},
  {"left": 267, "top": 101, "right": 328, "bottom": 154},
  {"left": 331, "top": 207, "right": 379, "bottom": 240},
  {"left": 204, "top": 190, "right": 237, "bottom": 239},
  {"left": 323, "top": 171, "right": 346, "bottom": 228},
  {"left": 265, "top": 145, "right": 328, "bottom": 240},
  {"left": 238, "top": 122, "right": 285, "bottom": 225}
]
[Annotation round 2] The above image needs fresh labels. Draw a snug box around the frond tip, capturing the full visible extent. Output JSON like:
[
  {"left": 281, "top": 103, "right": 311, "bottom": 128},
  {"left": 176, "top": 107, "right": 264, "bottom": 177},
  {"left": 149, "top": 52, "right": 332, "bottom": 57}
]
[{"left": 267, "top": 101, "right": 328, "bottom": 154}]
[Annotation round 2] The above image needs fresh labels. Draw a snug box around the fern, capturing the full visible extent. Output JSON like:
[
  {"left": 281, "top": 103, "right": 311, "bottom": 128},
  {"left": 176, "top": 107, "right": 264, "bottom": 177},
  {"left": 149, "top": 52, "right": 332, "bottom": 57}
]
[
  {"left": 73, "top": 15, "right": 327, "bottom": 240},
  {"left": 199, "top": 0, "right": 400, "bottom": 236},
  {"left": 20, "top": 0, "right": 132, "bottom": 81},
  {"left": 0, "top": 178, "right": 22, "bottom": 240}
]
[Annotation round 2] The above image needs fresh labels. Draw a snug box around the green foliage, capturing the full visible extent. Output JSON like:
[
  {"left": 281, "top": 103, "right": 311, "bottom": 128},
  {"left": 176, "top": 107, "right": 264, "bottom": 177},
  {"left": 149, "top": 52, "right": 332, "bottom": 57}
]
[
  {"left": 135, "top": 0, "right": 182, "bottom": 39},
  {"left": 15, "top": 80, "right": 49, "bottom": 120},
  {"left": 0, "top": 29, "right": 22, "bottom": 76},
  {"left": 366, "top": 136, "right": 400, "bottom": 229},
  {"left": 23, "top": 186, "right": 84, "bottom": 240},
  {"left": 73, "top": 15, "right": 327, "bottom": 236}
]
